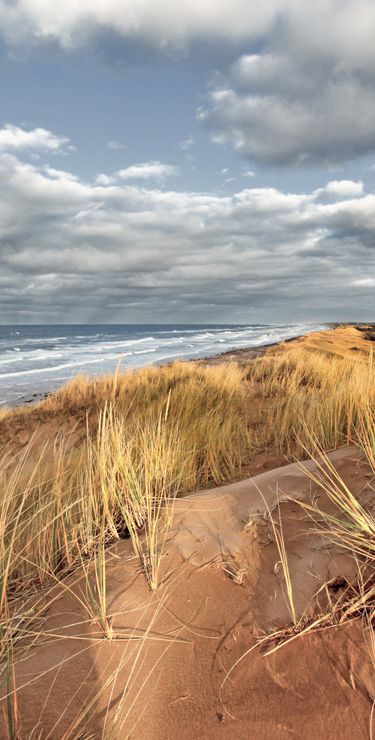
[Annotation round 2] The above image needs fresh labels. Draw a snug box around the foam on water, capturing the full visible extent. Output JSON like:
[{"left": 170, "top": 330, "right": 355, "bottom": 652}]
[{"left": 0, "top": 323, "right": 328, "bottom": 406}]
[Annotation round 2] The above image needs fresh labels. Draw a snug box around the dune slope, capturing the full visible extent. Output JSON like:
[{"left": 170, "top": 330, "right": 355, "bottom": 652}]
[{"left": 2, "top": 446, "right": 374, "bottom": 739}]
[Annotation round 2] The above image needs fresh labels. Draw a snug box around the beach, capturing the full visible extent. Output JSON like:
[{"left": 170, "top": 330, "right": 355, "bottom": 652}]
[
  {"left": 0, "top": 323, "right": 328, "bottom": 408},
  {"left": 0, "top": 323, "right": 374, "bottom": 738}
]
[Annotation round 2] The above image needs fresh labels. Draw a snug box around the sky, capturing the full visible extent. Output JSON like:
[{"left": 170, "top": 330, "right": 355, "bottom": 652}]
[{"left": 0, "top": 1, "right": 374, "bottom": 324}]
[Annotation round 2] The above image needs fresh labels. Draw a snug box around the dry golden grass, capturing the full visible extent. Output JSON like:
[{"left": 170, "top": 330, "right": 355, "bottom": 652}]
[
  {"left": 1, "top": 326, "right": 373, "bottom": 458},
  {"left": 0, "top": 334, "right": 374, "bottom": 600},
  {"left": 0, "top": 363, "right": 252, "bottom": 736},
  {"left": 260, "top": 426, "right": 375, "bottom": 659},
  {"left": 296, "top": 422, "right": 374, "bottom": 623},
  {"left": 0, "top": 326, "right": 374, "bottom": 736},
  {"left": 42, "top": 358, "right": 246, "bottom": 415},
  {"left": 0, "top": 362, "right": 252, "bottom": 595},
  {"left": 221, "top": 419, "right": 374, "bottom": 711},
  {"left": 249, "top": 343, "right": 374, "bottom": 457}
]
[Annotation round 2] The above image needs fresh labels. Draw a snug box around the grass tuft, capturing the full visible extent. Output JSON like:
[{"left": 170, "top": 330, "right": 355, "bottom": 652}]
[{"left": 0, "top": 330, "right": 374, "bottom": 734}]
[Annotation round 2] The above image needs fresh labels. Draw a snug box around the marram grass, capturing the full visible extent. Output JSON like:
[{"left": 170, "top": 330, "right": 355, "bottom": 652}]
[{"left": 0, "top": 348, "right": 374, "bottom": 736}]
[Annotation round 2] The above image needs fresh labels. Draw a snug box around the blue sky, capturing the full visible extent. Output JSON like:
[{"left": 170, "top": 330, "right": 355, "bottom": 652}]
[
  {"left": 1, "top": 39, "right": 247, "bottom": 191},
  {"left": 0, "top": 1, "right": 374, "bottom": 323}
]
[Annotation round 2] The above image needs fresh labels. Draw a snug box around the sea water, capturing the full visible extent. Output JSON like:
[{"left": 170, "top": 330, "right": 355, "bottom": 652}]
[{"left": 0, "top": 323, "right": 328, "bottom": 406}]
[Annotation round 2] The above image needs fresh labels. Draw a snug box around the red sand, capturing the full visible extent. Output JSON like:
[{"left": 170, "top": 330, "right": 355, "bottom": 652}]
[{"left": 3, "top": 447, "right": 374, "bottom": 738}]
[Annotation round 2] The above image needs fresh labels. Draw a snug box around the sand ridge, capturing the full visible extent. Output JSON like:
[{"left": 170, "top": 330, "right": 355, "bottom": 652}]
[{"left": 3, "top": 446, "right": 374, "bottom": 738}]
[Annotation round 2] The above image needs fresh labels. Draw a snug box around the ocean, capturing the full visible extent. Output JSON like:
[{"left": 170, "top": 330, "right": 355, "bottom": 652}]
[{"left": 0, "top": 323, "right": 328, "bottom": 406}]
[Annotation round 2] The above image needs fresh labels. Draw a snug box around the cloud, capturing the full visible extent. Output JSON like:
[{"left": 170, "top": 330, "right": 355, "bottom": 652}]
[
  {"left": 117, "top": 161, "right": 178, "bottom": 180},
  {"left": 0, "top": 124, "right": 72, "bottom": 153},
  {"left": 95, "top": 173, "right": 116, "bottom": 186},
  {"left": 107, "top": 140, "right": 126, "bottom": 150},
  {"left": 96, "top": 161, "right": 178, "bottom": 185},
  {"left": 3, "top": 5, "right": 375, "bottom": 167},
  {"left": 0, "top": 138, "right": 374, "bottom": 322},
  {"left": 0, "top": 2, "right": 282, "bottom": 49},
  {"left": 177, "top": 137, "right": 195, "bottom": 151},
  {"left": 353, "top": 277, "right": 375, "bottom": 287},
  {"left": 320, "top": 180, "right": 364, "bottom": 198},
  {"left": 197, "top": 2, "right": 375, "bottom": 165},
  {"left": 200, "top": 52, "right": 375, "bottom": 165}
]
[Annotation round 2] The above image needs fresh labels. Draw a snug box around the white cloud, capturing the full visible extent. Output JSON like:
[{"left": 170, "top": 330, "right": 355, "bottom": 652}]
[
  {"left": 0, "top": 136, "right": 374, "bottom": 321},
  {"left": 196, "top": 3, "right": 375, "bottom": 165},
  {"left": 353, "top": 277, "right": 375, "bottom": 287},
  {"left": 42, "top": 166, "right": 79, "bottom": 181},
  {"left": 0, "top": 2, "right": 284, "bottom": 48},
  {"left": 177, "top": 136, "right": 195, "bottom": 151},
  {"left": 117, "top": 162, "right": 178, "bottom": 180},
  {"left": 107, "top": 140, "right": 126, "bottom": 150},
  {"left": 0, "top": 124, "right": 72, "bottom": 153},
  {"left": 95, "top": 173, "right": 115, "bottom": 186},
  {"left": 3, "top": 5, "right": 375, "bottom": 167},
  {"left": 95, "top": 162, "right": 178, "bottom": 186},
  {"left": 116, "top": 162, "right": 178, "bottom": 180},
  {"left": 323, "top": 180, "right": 364, "bottom": 197},
  {"left": 2, "top": 2, "right": 375, "bottom": 67},
  {"left": 200, "top": 47, "right": 375, "bottom": 165}
]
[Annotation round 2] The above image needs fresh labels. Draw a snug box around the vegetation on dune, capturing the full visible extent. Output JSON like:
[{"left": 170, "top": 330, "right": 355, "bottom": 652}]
[
  {"left": 221, "top": 420, "right": 375, "bottom": 717},
  {"left": 273, "top": 416, "right": 375, "bottom": 640},
  {"left": 0, "top": 363, "right": 251, "bottom": 593},
  {"left": 0, "top": 329, "right": 374, "bottom": 736},
  {"left": 0, "top": 343, "right": 374, "bottom": 597},
  {"left": 0, "top": 362, "right": 252, "bottom": 735},
  {"left": 251, "top": 345, "right": 375, "bottom": 456}
]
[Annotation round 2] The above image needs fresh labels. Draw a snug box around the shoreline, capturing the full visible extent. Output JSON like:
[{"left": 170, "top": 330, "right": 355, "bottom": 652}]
[
  {"left": 198, "top": 334, "right": 299, "bottom": 365},
  {"left": 6, "top": 322, "right": 373, "bottom": 409},
  {"left": 13, "top": 335, "right": 299, "bottom": 408}
]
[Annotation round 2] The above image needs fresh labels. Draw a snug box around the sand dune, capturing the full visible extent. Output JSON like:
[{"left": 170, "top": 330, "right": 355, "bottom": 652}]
[{"left": 4, "top": 446, "right": 374, "bottom": 738}]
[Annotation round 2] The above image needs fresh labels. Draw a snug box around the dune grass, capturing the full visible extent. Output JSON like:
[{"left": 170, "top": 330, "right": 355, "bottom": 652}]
[
  {"left": 221, "top": 419, "right": 374, "bottom": 715},
  {"left": 0, "top": 362, "right": 251, "bottom": 595},
  {"left": 0, "top": 333, "right": 374, "bottom": 735},
  {"left": 257, "top": 432, "right": 375, "bottom": 672},
  {"left": 250, "top": 344, "right": 374, "bottom": 456},
  {"left": 0, "top": 362, "right": 252, "bottom": 735},
  {"left": 0, "top": 345, "right": 373, "bottom": 606},
  {"left": 296, "top": 423, "right": 375, "bottom": 624}
]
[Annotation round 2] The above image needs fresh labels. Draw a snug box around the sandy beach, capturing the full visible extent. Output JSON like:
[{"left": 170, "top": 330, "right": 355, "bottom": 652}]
[
  {"left": 0, "top": 323, "right": 327, "bottom": 409},
  {"left": 0, "top": 323, "right": 374, "bottom": 738}
]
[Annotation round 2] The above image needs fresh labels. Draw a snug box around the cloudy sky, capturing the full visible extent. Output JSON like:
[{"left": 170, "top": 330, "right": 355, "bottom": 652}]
[{"left": 0, "top": 1, "right": 374, "bottom": 324}]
